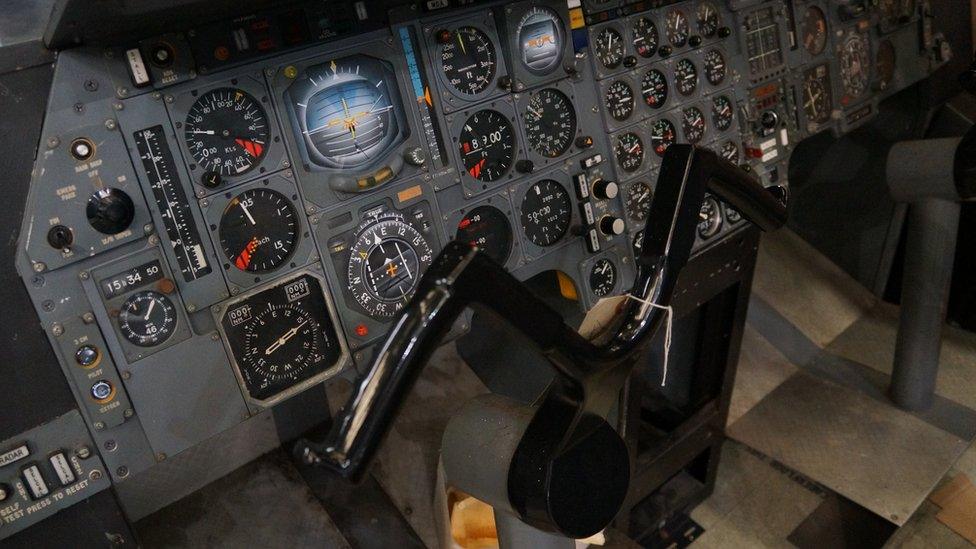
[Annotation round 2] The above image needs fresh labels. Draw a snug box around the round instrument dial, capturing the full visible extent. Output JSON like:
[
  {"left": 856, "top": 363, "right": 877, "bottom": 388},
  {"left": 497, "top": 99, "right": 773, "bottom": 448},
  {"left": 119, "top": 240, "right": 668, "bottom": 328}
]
[
  {"left": 184, "top": 88, "right": 269, "bottom": 177},
  {"left": 719, "top": 140, "right": 739, "bottom": 164},
  {"left": 118, "top": 291, "right": 177, "bottom": 347},
  {"left": 681, "top": 107, "right": 707, "bottom": 144},
  {"left": 219, "top": 188, "right": 299, "bottom": 273},
  {"left": 877, "top": 40, "right": 896, "bottom": 90},
  {"left": 702, "top": 49, "right": 727, "bottom": 86},
  {"left": 839, "top": 32, "right": 870, "bottom": 99},
  {"left": 801, "top": 6, "right": 828, "bottom": 55},
  {"left": 347, "top": 212, "right": 434, "bottom": 318},
  {"left": 459, "top": 109, "right": 516, "bottom": 182},
  {"left": 697, "top": 197, "right": 723, "bottom": 239},
  {"left": 605, "top": 80, "right": 635, "bottom": 121},
  {"left": 625, "top": 181, "right": 653, "bottom": 222},
  {"left": 440, "top": 26, "right": 497, "bottom": 95},
  {"left": 696, "top": 2, "right": 721, "bottom": 37},
  {"left": 632, "top": 17, "right": 659, "bottom": 58},
  {"left": 589, "top": 259, "right": 618, "bottom": 297},
  {"left": 650, "top": 118, "right": 677, "bottom": 157},
  {"left": 665, "top": 9, "right": 690, "bottom": 47},
  {"left": 803, "top": 68, "right": 832, "bottom": 124},
  {"left": 615, "top": 132, "right": 645, "bottom": 173},
  {"left": 220, "top": 274, "right": 342, "bottom": 402},
  {"left": 456, "top": 205, "right": 513, "bottom": 264},
  {"left": 641, "top": 69, "right": 668, "bottom": 109},
  {"left": 516, "top": 7, "right": 565, "bottom": 75},
  {"left": 524, "top": 88, "right": 577, "bottom": 158},
  {"left": 711, "top": 95, "right": 734, "bottom": 132},
  {"left": 520, "top": 180, "right": 572, "bottom": 247},
  {"left": 595, "top": 27, "right": 625, "bottom": 69},
  {"left": 674, "top": 58, "right": 699, "bottom": 96}
]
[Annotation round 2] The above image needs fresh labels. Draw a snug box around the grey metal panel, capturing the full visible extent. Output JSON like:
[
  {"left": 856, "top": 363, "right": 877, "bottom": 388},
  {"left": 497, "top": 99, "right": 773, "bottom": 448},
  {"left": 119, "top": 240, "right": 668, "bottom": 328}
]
[
  {"left": 118, "top": 319, "right": 249, "bottom": 460},
  {"left": 727, "top": 372, "right": 968, "bottom": 525}
]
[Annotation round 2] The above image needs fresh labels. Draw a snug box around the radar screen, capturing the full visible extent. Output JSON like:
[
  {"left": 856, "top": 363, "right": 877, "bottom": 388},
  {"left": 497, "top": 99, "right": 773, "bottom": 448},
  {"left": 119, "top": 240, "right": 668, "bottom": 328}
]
[
  {"left": 220, "top": 273, "right": 344, "bottom": 403},
  {"left": 284, "top": 54, "right": 410, "bottom": 192}
]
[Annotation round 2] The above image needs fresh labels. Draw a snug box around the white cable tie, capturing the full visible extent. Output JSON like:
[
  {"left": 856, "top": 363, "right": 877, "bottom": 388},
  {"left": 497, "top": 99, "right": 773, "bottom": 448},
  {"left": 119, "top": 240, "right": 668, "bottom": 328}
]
[{"left": 625, "top": 294, "right": 674, "bottom": 387}]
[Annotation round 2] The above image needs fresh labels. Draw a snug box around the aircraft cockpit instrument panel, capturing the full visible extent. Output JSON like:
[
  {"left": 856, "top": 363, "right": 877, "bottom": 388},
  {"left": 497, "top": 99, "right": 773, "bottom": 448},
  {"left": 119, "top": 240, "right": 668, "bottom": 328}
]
[{"left": 6, "top": 0, "right": 947, "bottom": 533}]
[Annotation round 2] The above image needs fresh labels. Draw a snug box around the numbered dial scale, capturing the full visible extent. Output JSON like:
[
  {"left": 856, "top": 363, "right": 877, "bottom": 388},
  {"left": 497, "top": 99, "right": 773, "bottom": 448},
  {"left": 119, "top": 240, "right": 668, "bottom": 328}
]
[
  {"left": 458, "top": 109, "right": 516, "bottom": 182},
  {"left": 220, "top": 274, "right": 343, "bottom": 402},
  {"left": 589, "top": 258, "right": 617, "bottom": 297},
  {"left": 347, "top": 211, "right": 434, "bottom": 318},
  {"left": 118, "top": 290, "right": 177, "bottom": 347},
  {"left": 439, "top": 26, "right": 497, "bottom": 95},
  {"left": 523, "top": 88, "right": 577, "bottom": 158},
  {"left": 520, "top": 179, "right": 572, "bottom": 247},
  {"left": 218, "top": 188, "right": 299, "bottom": 273},
  {"left": 184, "top": 88, "right": 270, "bottom": 178}
]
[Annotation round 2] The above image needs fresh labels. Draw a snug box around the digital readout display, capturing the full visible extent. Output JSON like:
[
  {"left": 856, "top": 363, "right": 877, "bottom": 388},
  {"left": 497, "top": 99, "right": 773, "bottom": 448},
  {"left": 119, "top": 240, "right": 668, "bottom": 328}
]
[{"left": 100, "top": 260, "right": 165, "bottom": 299}]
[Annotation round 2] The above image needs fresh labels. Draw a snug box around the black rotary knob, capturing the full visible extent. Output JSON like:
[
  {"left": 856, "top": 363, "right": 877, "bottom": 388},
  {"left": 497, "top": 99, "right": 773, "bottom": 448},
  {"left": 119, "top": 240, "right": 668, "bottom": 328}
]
[
  {"left": 599, "top": 216, "right": 626, "bottom": 236},
  {"left": 592, "top": 179, "right": 619, "bottom": 200},
  {"left": 86, "top": 188, "right": 135, "bottom": 235}
]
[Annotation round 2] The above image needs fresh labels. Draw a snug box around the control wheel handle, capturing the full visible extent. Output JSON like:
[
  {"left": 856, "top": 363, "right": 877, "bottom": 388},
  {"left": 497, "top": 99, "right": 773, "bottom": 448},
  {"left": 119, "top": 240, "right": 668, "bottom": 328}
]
[{"left": 297, "top": 145, "right": 786, "bottom": 537}]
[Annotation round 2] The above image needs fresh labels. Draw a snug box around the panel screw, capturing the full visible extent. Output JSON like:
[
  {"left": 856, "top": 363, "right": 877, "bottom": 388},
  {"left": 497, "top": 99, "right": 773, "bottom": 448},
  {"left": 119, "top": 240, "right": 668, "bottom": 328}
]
[
  {"left": 123, "top": 409, "right": 134, "bottom": 418},
  {"left": 74, "top": 103, "right": 85, "bottom": 114},
  {"left": 265, "top": 68, "right": 275, "bottom": 77},
  {"left": 79, "top": 270, "right": 90, "bottom": 280},
  {"left": 51, "top": 323, "right": 64, "bottom": 336},
  {"left": 144, "top": 223, "right": 154, "bottom": 234},
  {"left": 200, "top": 199, "right": 210, "bottom": 208},
  {"left": 211, "top": 333, "right": 220, "bottom": 341},
  {"left": 116, "top": 87, "right": 129, "bottom": 98},
  {"left": 152, "top": 91, "right": 162, "bottom": 100},
  {"left": 89, "top": 469, "right": 103, "bottom": 480},
  {"left": 113, "top": 102, "right": 124, "bottom": 111},
  {"left": 156, "top": 453, "right": 167, "bottom": 461},
  {"left": 196, "top": 189, "right": 206, "bottom": 198},
  {"left": 116, "top": 466, "right": 129, "bottom": 477},
  {"left": 42, "top": 300, "right": 55, "bottom": 312},
  {"left": 306, "top": 205, "right": 316, "bottom": 215},
  {"left": 121, "top": 371, "right": 131, "bottom": 380},
  {"left": 186, "top": 303, "right": 197, "bottom": 312},
  {"left": 148, "top": 235, "right": 159, "bottom": 246},
  {"left": 230, "top": 287, "right": 240, "bottom": 295},
  {"left": 76, "top": 446, "right": 92, "bottom": 459},
  {"left": 108, "top": 534, "right": 125, "bottom": 546},
  {"left": 104, "top": 119, "right": 117, "bottom": 130},
  {"left": 82, "top": 312, "right": 96, "bottom": 323},
  {"left": 93, "top": 421, "right": 105, "bottom": 430},
  {"left": 47, "top": 137, "right": 59, "bottom": 149},
  {"left": 285, "top": 170, "right": 294, "bottom": 178},
  {"left": 282, "top": 160, "right": 291, "bottom": 169},
  {"left": 164, "top": 95, "right": 174, "bottom": 104},
  {"left": 84, "top": 79, "right": 98, "bottom": 91},
  {"left": 31, "top": 275, "right": 44, "bottom": 287}
]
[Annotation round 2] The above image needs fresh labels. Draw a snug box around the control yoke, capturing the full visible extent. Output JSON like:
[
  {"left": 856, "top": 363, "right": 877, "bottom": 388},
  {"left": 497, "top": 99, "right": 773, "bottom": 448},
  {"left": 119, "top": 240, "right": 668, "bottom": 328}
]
[{"left": 296, "top": 145, "right": 786, "bottom": 538}]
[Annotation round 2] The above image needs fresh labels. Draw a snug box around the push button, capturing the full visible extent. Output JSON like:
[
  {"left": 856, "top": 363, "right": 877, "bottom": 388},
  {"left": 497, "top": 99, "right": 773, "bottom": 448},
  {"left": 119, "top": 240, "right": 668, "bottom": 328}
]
[
  {"left": 49, "top": 452, "right": 76, "bottom": 486},
  {"left": 22, "top": 464, "right": 48, "bottom": 499}
]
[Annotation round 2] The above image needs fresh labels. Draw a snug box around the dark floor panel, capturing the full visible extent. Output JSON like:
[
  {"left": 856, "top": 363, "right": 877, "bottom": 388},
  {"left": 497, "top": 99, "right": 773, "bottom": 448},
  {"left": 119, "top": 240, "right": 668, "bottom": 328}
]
[
  {"left": 788, "top": 494, "right": 897, "bottom": 549},
  {"left": 136, "top": 450, "right": 351, "bottom": 548}
]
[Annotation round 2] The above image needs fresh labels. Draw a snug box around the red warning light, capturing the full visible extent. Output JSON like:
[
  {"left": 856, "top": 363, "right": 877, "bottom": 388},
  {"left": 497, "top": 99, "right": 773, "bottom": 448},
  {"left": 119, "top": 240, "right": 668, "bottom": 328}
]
[{"left": 355, "top": 324, "right": 369, "bottom": 337}]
